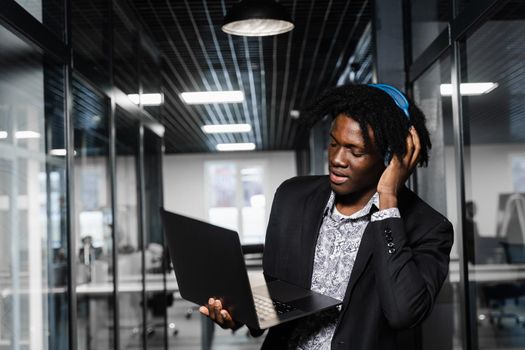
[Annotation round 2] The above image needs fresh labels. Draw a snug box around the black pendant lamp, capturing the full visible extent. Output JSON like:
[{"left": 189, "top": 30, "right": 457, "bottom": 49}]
[{"left": 222, "top": 0, "right": 294, "bottom": 37}]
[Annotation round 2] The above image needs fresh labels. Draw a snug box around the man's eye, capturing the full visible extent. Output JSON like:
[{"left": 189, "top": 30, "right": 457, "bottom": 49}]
[
  {"left": 352, "top": 152, "right": 365, "bottom": 157},
  {"left": 329, "top": 143, "right": 337, "bottom": 147}
]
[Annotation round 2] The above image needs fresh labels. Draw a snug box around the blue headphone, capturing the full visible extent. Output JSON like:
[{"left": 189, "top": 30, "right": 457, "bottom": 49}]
[{"left": 367, "top": 83, "right": 411, "bottom": 165}]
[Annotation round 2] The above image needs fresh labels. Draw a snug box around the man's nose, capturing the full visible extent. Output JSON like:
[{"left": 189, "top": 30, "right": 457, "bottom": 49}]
[{"left": 330, "top": 147, "right": 347, "bottom": 167}]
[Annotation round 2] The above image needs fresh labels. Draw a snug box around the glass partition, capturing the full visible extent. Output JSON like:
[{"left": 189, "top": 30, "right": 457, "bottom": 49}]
[
  {"left": 143, "top": 126, "right": 168, "bottom": 348},
  {"left": 413, "top": 53, "right": 463, "bottom": 350},
  {"left": 14, "top": 0, "right": 64, "bottom": 37},
  {"left": 411, "top": 0, "right": 451, "bottom": 59},
  {"left": 0, "top": 25, "right": 69, "bottom": 350},
  {"left": 113, "top": 10, "right": 138, "bottom": 100},
  {"left": 72, "top": 76, "right": 115, "bottom": 349},
  {"left": 115, "top": 107, "right": 143, "bottom": 349},
  {"left": 72, "top": 0, "right": 110, "bottom": 87},
  {"left": 460, "top": 2, "right": 525, "bottom": 348}
]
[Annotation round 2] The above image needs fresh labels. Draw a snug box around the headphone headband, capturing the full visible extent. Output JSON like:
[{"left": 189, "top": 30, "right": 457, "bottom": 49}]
[{"left": 368, "top": 83, "right": 410, "bottom": 119}]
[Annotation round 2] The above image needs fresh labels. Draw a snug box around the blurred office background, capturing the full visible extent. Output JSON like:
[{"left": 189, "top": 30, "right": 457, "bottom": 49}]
[{"left": 1, "top": 0, "right": 525, "bottom": 349}]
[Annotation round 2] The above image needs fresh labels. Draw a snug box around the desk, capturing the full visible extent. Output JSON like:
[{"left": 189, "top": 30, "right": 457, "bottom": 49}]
[
  {"left": 76, "top": 274, "right": 178, "bottom": 295},
  {"left": 448, "top": 262, "right": 525, "bottom": 283}
]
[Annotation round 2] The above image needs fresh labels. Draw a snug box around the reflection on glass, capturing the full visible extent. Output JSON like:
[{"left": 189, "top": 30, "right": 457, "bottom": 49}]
[
  {"left": 0, "top": 26, "right": 69, "bottom": 349},
  {"left": 72, "top": 0, "right": 110, "bottom": 86},
  {"left": 206, "top": 162, "right": 268, "bottom": 243},
  {"left": 462, "top": 4, "right": 525, "bottom": 348},
  {"left": 14, "top": 0, "right": 64, "bottom": 37},
  {"left": 114, "top": 12, "right": 138, "bottom": 96},
  {"left": 241, "top": 166, "right": 266, "bottom": 243},
  {"left": 141, "top": 48, "right": 162, "bottom": 119},
  {"left": 208, "top": 163, "right": 238, "bottom": 231},
  {"left": 413, "top": 54, "right": 462, "bottom": 350},
  {"left": 411, "top": 0, "right": 451, "bottom": 59},
  {"left": 115, "top": 107, "right": 143, "bottom": 348},
  {"left": 143, "top": 127, "right": 168, "bottom": 345},
  {"left": 72, "top": 76, "right": 114, "bottom": 349}
]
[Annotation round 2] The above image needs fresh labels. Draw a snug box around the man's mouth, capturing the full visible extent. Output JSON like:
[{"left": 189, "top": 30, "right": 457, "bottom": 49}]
[{"left": 329, "top": 171, "right": 348, "bottom": 185}]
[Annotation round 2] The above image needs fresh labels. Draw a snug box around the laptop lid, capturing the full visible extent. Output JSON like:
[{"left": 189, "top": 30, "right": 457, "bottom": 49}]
[{"left": 160, "top": 208, "right": 259, "bottom": 327}]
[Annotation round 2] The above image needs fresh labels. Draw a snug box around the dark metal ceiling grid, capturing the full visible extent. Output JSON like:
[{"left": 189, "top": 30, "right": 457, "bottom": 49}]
[{"left": 127, "top": 0, "right": 371, "bottom": 153}]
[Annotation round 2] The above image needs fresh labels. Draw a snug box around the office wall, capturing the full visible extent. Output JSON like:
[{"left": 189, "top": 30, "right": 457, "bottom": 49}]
[{"left": 162, "top": 151, "right": 296, "bottom": 224}]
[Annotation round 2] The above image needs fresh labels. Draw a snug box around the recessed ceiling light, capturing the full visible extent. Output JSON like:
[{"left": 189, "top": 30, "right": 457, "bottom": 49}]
[
  {"left": 181, "top": 91, "right": 244, "bottom": 104},
  {"left": 0, "top": 131, "right": 41, "bottom": 139},
  {"left": 50, "top": 149, "right": 67, "bottom": 156},
  {"left": 216, "top": 143, "right": 256, "bottom": 152},
  {"left": 289, "top": 110, "right": 300, "bottom": 119},
  {"left": 202, "top": 124, "right": 252, "bottom": 133},
  {"left": 16, "top": 131, "right": 41, "bottom": 139},
  {"left": 127, "top": 93, "right": 163, "bottom": 106},
  {"left": 440, "top": 82, "right": 498, "bottom": 96},
  {"left": 49, "top": 149, "right": 78, "bottom": 156}
]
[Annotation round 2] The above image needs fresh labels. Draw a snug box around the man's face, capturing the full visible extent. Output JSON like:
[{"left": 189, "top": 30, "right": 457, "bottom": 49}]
[{"left": 328, "top": 114, "right": 385, "bottom": 197}]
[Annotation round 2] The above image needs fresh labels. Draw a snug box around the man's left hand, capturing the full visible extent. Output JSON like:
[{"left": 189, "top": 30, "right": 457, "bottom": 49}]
[{"left": 377, "top": 127, "right": 421, "bottom": 210}]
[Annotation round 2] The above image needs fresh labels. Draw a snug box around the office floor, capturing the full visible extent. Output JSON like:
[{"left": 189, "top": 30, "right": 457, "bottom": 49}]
[
  {"left": 476, "top": 301, "right": 525, "bottom": 350},
  {"left": 163, "top": 299, "right": 265, "bottom": 350},
  {"left": 137, "top": 298, "right": 525, "bottom": 350}
]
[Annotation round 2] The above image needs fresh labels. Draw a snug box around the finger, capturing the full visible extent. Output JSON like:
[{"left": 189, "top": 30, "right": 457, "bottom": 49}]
[
  {"left": 221, "top": 310, "right": 235, "bottom": 328},
  {"left": 214, "top": 299, "right": 226, "bottom": 325},
  {"left": 207, "top": 298, "right": 216, "bottom": 321},
  {"left": 409, "top": 127, "right": 421, "bottom": 166},
  {"left": 212, "top": 299, "right": 222, "bottom": 321},
  {"left": 404, "top": 128, "right": 415, "bottom": 165},
  {"left": 199, "top": 306, "right": 210, "bottom": 316}
]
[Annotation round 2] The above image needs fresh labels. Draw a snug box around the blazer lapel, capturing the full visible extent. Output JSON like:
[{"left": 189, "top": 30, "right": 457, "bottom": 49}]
[{"left": 298, "top": 181, "right": 331, "bottom": 288}]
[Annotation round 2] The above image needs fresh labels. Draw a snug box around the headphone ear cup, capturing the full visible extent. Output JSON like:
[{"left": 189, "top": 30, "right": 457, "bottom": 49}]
[{"left": 384, "top": 149, "right": 392, "bottom": 166}]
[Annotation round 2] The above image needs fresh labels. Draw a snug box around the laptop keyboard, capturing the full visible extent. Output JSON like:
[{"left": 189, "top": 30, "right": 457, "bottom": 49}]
[{"left": 253, "top": 294, "right": 297, "bottom": 321}]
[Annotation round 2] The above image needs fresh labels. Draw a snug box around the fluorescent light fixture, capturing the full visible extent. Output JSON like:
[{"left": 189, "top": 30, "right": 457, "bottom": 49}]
[
  {"left": 440, "top": 82, "right": 498, "bottom": 96},
  {"left": 181, "top": 91, "right": 244, "bottom": 104},
  {"left": 216, "top": 142, "right": 256, "bottom": 151},
  {"left": 50, "top": 149, "right": 67, "bottom": 156},
  {"left": 0, "top": 131, "right": 41, "bottom": 139},
  {"left": 127, "top": 93, "right": 163, "bottom": 106},
  {"left": 15, "top": 131, "right": 41, "bottom": 139},
  {"left": 202, "top": 124, "right": 252, "bottom": 134}
]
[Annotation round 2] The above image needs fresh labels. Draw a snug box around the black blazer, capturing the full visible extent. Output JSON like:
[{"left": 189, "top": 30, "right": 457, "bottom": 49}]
[{"left": 261, "top": 176, "right": 453, "bottom": 350}]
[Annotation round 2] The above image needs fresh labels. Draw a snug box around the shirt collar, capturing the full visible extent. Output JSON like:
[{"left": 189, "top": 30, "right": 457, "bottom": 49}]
[{"left": 323, "top": 191, "right": 380, "bottom": 220}]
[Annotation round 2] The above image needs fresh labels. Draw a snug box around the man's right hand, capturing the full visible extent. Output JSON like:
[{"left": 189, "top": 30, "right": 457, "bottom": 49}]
[{"left": 199, "top": 297, "right": 240, "bottom": 330}]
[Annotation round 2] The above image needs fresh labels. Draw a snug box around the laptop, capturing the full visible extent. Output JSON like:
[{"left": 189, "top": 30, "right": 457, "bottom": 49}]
[{"left": 160, "top": 208, "right": 341, "bottom": 330}]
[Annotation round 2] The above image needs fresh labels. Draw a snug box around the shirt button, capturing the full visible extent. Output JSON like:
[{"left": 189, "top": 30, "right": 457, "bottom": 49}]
[
  {"left": 387, "top": 242, "right": 394, "bottom": 247},
  {"left": 386, "top": 235, "right": 393, "bottom": 242},
  {"left": 388, "top": 248, "right": 396, "bottom": 254},
  {"left": 384, "top": 228, "right": 392, "bottom": 234}
]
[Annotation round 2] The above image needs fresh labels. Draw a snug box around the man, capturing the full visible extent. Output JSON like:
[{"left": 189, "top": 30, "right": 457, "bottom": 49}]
[{"left": 200, "top": 83, "right": 454, "bottom": 349}]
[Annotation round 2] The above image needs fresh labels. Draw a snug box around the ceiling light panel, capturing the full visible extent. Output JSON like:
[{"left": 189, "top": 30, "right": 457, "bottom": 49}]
[
  {"left": 440, "top": 82, "right": 498, "bottom": 96},
  {"left": 216, "top": 143, "right": 256, "bottom": 151},
  {"left": 202, "top": 124, "right": 252, "bottom": 133},
  {"left": 127, "top": 93, "right": 163, "bottom": 106},
  {"left": 181, "top": 91, "right": 244, "bottom": 104}
]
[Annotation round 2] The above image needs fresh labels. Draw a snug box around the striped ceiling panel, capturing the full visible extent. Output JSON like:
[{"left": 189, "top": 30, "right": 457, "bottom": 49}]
[{"left": 126, "top": 0, "right": 372, "bottom": 153}]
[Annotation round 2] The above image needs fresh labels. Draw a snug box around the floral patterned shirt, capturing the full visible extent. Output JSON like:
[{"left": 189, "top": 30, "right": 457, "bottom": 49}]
[{"left": 288, "top": 192, "right": 400, "bottom": 350}]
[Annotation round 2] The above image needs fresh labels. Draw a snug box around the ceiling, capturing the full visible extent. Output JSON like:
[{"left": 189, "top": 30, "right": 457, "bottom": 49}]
[{"left": 125, "top": 0, "right": 372, "bottom": 153}]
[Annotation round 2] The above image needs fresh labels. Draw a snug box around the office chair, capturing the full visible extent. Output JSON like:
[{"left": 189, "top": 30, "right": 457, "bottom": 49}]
[{"left": 482, "top": 242, "right": 525, "bottom": 328}]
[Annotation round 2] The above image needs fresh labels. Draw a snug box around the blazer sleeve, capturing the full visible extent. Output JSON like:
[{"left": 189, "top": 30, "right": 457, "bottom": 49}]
[{"left": 369, "top": 216, "right": 453, "bottom": 330}]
